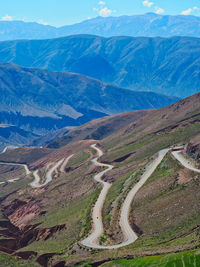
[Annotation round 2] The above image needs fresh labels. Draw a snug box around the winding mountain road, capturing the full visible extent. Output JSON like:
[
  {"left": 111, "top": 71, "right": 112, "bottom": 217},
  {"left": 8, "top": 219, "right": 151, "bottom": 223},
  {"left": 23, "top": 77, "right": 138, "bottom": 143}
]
[
  {"left": 172, "top": 151, "right": 200, "bottom": 173},
  {"left": 81, "top": 145, "right": 200, "bottom": 250},
  {"left": 0, "top": 162, "right": 31, "bottom": 175},
  {"left": 30, "top": 169, "right": 42, "bottom": 188},
  {"left": 60, "top": 155, "right": 74, "bottom": 172},
  {"left": 30, "top": 159, "right": 67, "bottom": 188},
  {"left": 0, "top": 154, "right": 73, "bottom": 188},
  {"left": 81, "top": 145, "right": 169, "bottom": 249},
  {"left": 0, "top": 146, "right": 30, "bottom": 176},
  {"left": 31, "top": 155, "right": 73, "bottom": 188},
  {"left": 1, "top": 143, "right": 199, "bottom": 249},
  {"left": 0, "top": 161, "right": 31, "bottom": 185},
  {"left": 81, "top": 144, "right": 113, "bottom": 249}
]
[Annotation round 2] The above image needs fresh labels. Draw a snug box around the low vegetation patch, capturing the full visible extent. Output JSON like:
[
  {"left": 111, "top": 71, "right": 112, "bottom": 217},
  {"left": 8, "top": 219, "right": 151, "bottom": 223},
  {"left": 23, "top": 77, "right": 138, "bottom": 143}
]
[
  {"left": 101, "top": 249, "right": 200, "bottom": 267},
  {"left": 0, "top": 252, "right": 39, "bottom": 267}
]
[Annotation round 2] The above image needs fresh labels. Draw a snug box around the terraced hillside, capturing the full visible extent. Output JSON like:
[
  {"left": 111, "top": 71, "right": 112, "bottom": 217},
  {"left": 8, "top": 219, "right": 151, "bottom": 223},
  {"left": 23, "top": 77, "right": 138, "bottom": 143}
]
[{"left": 0, "top": 93, "right": 199, "bottom": 266}]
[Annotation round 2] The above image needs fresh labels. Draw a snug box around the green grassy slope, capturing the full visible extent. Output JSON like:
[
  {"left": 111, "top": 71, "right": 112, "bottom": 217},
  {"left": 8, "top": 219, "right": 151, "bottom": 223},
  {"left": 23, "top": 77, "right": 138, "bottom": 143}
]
[
  {"left": 0, "top": 252, "right": 39, "bottom": 267},
  {"left": 101, "top": 249, "right": 200, "bottom": 267}
]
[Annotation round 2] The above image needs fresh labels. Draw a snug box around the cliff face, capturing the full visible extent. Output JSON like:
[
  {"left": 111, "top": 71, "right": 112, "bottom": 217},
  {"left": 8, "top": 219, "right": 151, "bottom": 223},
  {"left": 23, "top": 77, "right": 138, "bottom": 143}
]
[{"left": 0, "top": 198, "right": 65, "bottom": 255}]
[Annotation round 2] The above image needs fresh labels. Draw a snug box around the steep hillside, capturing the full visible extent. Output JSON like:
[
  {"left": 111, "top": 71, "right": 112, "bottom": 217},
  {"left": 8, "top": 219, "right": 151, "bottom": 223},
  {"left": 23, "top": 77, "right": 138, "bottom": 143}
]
[
  {"left": 0, "top": 93, "right": 199, "bottom": 266},
  {"left": 2, "top": 14, "right": 200, "bottom": 41},
  {"left": 102, "top": 91, "right": 200, "bottom": 155},
  {"left": 47, "top": 110, "right": 148, "bottom": 149},
  {"left": 0, "top": 62, "right": 177, "bottom": 137},
  {"left": 48, "top": 92, "right": 200, "bottom": 150},
  {"left": 0, "top": 36, "right": 200, "bottom": 97}
]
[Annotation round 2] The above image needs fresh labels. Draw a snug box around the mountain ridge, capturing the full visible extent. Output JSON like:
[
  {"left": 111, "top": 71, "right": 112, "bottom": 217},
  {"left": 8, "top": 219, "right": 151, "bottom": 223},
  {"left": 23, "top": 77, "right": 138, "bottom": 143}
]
[
  {"left": 1, "top": 13, "right": 200, "bottom": 41},
  {"left": 0, "top": 35, "right": 200, "bottom": 97},
  {"left": 0, "top": 124, "right": 37, "bottom": 151},
  {"left": 47, "top": 91, "right": 200, "bottom": 149},
  {"left": 0, "top": 62, "right": 177, "bottom": 148}
]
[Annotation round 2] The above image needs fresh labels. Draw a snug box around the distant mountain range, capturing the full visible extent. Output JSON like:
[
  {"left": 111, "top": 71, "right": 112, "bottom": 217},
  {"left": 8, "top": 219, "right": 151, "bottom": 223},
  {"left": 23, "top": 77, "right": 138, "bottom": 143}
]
[
  {"left": 0, "top": 35, "right": 200, "bottom": 97},
  {"left": 30, "top": 127, "right": 73, "bottom": 147},
  {"left": 0, "top": 124, "right": 37, "bottom": 151},
  {"left": 1, "top": 13, "right": 200, "bottom": 41},
  {"left": 0, "top": 63, "right": 177, "bottom": 145}
]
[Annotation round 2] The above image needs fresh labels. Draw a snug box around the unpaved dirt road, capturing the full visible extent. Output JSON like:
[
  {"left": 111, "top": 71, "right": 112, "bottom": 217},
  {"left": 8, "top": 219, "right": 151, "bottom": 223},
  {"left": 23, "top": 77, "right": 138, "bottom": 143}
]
[
  {"left": 81, "top": 145, "right": 170, "bottom": 249},
  {"left": 81, "top": 146, "right": 200, "bottom": 250}
]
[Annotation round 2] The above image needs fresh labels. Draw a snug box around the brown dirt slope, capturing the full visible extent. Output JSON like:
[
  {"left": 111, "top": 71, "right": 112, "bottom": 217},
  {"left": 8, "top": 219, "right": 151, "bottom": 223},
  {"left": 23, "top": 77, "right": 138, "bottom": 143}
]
[{"left": 47, "top": 110, "right": 148, "bottom": 149}]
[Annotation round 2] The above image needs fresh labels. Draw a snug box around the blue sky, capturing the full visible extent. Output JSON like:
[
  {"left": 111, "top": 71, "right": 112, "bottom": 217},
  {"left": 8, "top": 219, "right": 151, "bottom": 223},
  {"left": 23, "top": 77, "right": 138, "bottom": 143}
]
[{"left": 1, "top": 0, "right": 200, "bottom": 26}]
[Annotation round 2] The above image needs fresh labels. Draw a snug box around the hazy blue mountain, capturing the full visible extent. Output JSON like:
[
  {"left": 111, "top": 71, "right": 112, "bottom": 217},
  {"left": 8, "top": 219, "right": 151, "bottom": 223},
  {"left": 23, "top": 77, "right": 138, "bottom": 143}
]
[
  {"left": 0, "top": 35, "right": 200, "bottom": 97},
  {"left": 0, "top": 21, "right": 57, "bottom": 41},
  {"left": 1, "top": 14, "right": 200, "bottom": 41},
  {"left": 0, "top": 63, "right": 178, "bottom": 137},
  {"left": 0, "top": 124, "right": 38, "bottom": 150},
  {"left": 59, "top": 13, "right": 200, "bottom": 38},
  {"left": 29, "top": 127, "right": 73, "bottom": 147}
]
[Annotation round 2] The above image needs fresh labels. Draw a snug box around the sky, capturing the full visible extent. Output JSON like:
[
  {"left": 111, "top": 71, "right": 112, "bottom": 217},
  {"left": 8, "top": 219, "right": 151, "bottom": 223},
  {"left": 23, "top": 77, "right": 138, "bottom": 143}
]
[{"left": 1, "top": 0, "right": 200, "bottom": 27}]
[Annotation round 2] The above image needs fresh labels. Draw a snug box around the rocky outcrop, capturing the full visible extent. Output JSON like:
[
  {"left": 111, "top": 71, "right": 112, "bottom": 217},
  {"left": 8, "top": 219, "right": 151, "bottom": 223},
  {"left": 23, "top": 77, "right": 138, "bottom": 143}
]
[
  {"left": 3, "top": 199, "right": 27, "bottom": 217},
  {"left": 0, "top": 220, "right": 65, "bottom": 254},
  {"left": 20, "top": 224, "right": 66, "bottom": 247},
  {"left": 186, "top": 142, "right": 200, "bottom": 166},
  {"left": 0, "top": 198, "right": 65, "bottom": 256},
  {"left": 37, "top": 253, "right": 55, "bottom": 267},
  {"left": 3, "top": 199, "right": 41, "bottom": 229}
]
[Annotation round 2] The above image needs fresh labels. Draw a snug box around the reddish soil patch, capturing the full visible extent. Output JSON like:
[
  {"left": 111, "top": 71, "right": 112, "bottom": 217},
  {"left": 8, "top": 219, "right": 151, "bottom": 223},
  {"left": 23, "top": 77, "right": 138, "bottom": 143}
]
[{"left": 178, "top": 169, "right": 199, "bottom": 184}]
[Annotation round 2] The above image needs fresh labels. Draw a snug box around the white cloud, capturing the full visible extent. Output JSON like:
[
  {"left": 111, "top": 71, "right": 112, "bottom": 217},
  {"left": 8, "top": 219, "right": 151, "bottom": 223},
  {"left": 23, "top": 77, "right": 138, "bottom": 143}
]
[
  {"left": 93, "top": 4, "right": 115, "bottom": 17},
  {"left": 38, "top": 19, "right": 49, "bottom": 25},
  {"left": 155, "top": 7, "right": 164, "bottom": 14},
  {"left": 99, "top": 1, "right": 105, "bottom": 5},
  {"left": 181, "top": 6, "right": 199, "bottom": 15},
  {"left": 99, "top": 7, "right": 113, "bottom": 17},
  {"left": 1, "top": 14, "right": 13, "bottom": 21},
  {"left": 182, "top": 8, "right": 192, "bottom": 15},
  {"left": 143, "top": 0, "right": 154, "bottom": 8}
]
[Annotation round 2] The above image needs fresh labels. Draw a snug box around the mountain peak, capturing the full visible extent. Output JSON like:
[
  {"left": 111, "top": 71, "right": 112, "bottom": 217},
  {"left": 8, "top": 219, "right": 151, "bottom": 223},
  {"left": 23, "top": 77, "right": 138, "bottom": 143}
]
[{"left": 1, "top": 14, "right": 200, "bottom": 41}]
